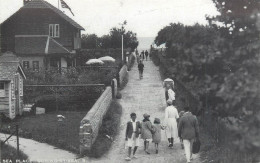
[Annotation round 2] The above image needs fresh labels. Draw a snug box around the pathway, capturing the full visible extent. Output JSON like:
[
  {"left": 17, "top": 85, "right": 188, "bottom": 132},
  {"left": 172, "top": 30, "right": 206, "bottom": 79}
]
[
  {"left": 0, "top": 133, "right": 76, "bottom": 161},
  {"left": 82, "top": 59, "right": 201, "bottom": 163}
]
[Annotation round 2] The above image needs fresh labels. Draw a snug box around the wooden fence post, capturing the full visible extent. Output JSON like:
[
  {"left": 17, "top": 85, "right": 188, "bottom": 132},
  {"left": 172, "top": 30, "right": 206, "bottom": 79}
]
[{"left": 16, "top": 124, "right": 19, "bottom": 157}]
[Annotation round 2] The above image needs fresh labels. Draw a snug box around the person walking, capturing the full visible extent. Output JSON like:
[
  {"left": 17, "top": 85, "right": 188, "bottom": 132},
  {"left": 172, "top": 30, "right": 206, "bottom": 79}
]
[
  {"left": 178, "top": 111, "right": 185, "bottom": 149},
  {"left": 145, "top": 50, "right": 149, "bottom": 61},
  {"left": 136, "top": 49, "right": 140, "bottom": 64},
  {"left": 125, "top": 113, "right": 142, "bottom": 161},
  {"left": 152, "top": 118, "right": 165, "bottom": 154},
  {"left": 178, "top": 107, "right": 200, "bottom": 163},
  {"left": 141, "top": 113, "right": 154, "bottom": 154},
  {"left": 163, "top": 79, "right": 175, "bottom": 103},
  {"left": 138, "top": 60, "right": 144, "bottom": 79},
  {"left": 164, "top": 100, "right": 179, "bottom": 148},
  {"left": 141, "top": 50, "right": 145, "bottom": 60}
]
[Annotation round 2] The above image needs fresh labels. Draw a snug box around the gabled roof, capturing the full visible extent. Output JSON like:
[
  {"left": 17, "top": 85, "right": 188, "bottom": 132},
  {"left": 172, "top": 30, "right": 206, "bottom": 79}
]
[
  {"left": 0, "top": 62, "right": 26, "bottom": 80},
  {"left": 0, "top": 52, "right": 26, "bottom": 80},
  {"left": 1, "top": 0, "right": 84, "bottom": 30},
  {"left": 15, "top": 35, "right": 70, "bottom": 55}
]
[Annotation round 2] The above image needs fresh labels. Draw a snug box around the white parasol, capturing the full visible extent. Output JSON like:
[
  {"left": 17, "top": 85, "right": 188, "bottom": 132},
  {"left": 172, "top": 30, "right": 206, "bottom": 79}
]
[
  {"left": 98, "top": 56, "right": 116, "bottom": 62},
  {"left": 86, "top": 59, "right": 104, "bottom": 65}
]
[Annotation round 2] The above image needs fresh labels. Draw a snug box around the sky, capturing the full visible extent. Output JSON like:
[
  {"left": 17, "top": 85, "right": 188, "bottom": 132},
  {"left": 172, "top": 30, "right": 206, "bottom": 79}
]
[{"left": 0, "top": 0, "right": 219, "bottom": 38}]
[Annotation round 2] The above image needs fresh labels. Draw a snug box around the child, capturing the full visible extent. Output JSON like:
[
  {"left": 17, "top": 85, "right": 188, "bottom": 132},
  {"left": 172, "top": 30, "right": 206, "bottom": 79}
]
[
  {"left": 152, "top": 118, "right": 165, "bottom": 154},
  {"left": 141, "top": 113, "right": 153, "bottom": 154},
  {"left": 125, "top": 113, "right": 141, "bottom": 161},
  {"left": 178, "top": 111, "right": 185, "bottom": 149}
]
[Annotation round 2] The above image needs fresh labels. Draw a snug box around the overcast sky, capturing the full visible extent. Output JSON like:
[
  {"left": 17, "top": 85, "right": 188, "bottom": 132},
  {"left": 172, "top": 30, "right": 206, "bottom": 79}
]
[{"left": 0, "top": 0, "right": 218, "bottom": 37}]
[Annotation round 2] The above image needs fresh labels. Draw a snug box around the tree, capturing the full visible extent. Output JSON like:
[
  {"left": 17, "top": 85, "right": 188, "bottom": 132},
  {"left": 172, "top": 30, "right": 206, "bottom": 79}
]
[
  {"left": 81, "top": 34, "right": 99, "bottom": 49},
  {"left": 154, "top": 0, "right": 260, "bottom": 154},
  {"left": 109, "top": 21, "right": 139, "bottom": 51},
  {"left": 81, "top": 21, "right": 139, "bottom": 51}
]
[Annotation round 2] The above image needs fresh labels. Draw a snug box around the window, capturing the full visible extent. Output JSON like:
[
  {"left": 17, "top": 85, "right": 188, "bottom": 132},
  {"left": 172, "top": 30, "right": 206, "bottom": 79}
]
[
  {"left": 0, "top": 82, "right": 5, "bottom": 97},
  {"left": 49, "top": 24, "right": 59, "bottom": 38},
  {"left": 55, "top": 24, "right": 60, "bottom": 37},
  {"left": 23, "top": 61, "right": 29, "bottom": 69},
  {"left": 32, "top": 61, "right": 39, "bottom": 71},
  {"left": 49, "top": 24, "right": 54, "bottom": 37}
]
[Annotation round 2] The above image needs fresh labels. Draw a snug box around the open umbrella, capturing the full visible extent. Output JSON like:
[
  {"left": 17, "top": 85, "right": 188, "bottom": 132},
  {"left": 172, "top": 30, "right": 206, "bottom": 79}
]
[
  {"left": 86, "top": 59, "right": 104, "bottom": 65},
  {"left": 98, "top": 56, "right": 116, "bottom": 62}
]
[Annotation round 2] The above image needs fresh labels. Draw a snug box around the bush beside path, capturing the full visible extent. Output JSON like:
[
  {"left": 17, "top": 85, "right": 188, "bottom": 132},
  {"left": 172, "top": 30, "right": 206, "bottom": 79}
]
[{"left": 82, "top": 60, "right": 201, "bottom": 163}]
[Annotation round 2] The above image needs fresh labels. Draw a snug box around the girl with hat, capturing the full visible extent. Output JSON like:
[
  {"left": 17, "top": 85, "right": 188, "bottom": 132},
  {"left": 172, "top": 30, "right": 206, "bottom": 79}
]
[
  {"left": 152, "top": 118, "right": 165, "bottom": 154},
  {"left": 141, "top": 113, "right": 154, "bottom": 154}
]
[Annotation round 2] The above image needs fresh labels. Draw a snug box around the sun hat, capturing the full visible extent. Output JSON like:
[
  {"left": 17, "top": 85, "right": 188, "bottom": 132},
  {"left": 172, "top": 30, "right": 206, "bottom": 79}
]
[
  {"left": 167, "top": 100, "right": 172, "bottom": 105},
  {"left": 154, "top": 118, "right": 160, "bottom": 124},
  {"left": 143, "top": 113, "right": 150, "bottom": 118}
]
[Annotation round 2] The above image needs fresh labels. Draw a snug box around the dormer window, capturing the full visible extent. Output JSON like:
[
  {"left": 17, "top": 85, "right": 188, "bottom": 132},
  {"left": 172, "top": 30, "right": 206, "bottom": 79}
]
[{"left": 49, "top": 24, "right": 59, "bottom": 38}]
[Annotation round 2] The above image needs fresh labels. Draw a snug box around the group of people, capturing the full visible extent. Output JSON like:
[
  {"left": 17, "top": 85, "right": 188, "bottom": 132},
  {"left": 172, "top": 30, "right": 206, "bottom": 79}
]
[
  {"left": 136, "top": 50, "right": 149, "bottom": 61},
  {"left": 125, "top": 80, "right": 200, "bottom": 163}
]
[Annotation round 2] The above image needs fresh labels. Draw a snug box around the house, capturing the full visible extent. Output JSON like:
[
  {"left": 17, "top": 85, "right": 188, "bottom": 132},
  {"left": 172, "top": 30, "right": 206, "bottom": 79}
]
[
  {"left": 0, "top": 52, "right": 26, "bottom": 119},
  {"left": 0, "top": 0, "right": 85, "bottom": 70}
]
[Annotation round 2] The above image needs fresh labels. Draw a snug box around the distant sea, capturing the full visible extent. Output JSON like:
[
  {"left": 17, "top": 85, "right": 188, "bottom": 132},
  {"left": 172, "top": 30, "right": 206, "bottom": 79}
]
[{"left": 137, "top": 37, "right": 155, "bottom": 52}]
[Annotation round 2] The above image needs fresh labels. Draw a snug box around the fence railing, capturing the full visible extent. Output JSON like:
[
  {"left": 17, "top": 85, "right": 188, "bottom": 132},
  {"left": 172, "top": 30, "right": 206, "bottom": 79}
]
[{"left": 1, "top": 125, "right": 20, "bottom": 157}]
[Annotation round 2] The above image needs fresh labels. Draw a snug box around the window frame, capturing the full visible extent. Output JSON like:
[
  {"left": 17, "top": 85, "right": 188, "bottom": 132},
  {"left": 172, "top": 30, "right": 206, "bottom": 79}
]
[
  {"left": 55, "top": 24, "right": 60, "bottom": 38},
  {"left": 49, "top": 24, "right": 60, "bottom": 38},
  {"left": 23, "top": 61, "right": 30, "bottom": 69},
  {"left": 32, "top": 61, "right": 39, "bottom": 71},
  {"left": 49, "top": 24, "right": 54, "bottom": 37},
  {"left": 0, "top": 82, "right": 5, "bottom": 97}
]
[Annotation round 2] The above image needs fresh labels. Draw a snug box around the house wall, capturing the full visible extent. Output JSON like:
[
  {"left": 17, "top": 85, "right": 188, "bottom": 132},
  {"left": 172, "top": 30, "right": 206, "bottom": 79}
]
[
  {"left": 18, "top": 56, "right": 45, "bottom": 69},
  {"left": 1, "top": 8, "right": 80, "bottom": 52}
]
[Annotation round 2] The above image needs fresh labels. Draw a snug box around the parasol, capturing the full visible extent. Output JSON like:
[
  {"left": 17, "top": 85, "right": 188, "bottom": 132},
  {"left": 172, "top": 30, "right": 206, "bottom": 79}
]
[
  {"left": 86, "top": 59, "right": 104, "bottom": 65},
  {"left": 98, "top": 56, "right": 116, "bottom": 62}
]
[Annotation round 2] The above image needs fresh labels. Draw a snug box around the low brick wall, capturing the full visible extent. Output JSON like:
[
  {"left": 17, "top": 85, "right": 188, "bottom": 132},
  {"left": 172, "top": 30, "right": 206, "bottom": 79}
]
[
  {"left": 79, "top": 86, "right": 112, "bottom": 154},
  {"left": 119, "top": 65, "right": 128, "bottom": 87}
]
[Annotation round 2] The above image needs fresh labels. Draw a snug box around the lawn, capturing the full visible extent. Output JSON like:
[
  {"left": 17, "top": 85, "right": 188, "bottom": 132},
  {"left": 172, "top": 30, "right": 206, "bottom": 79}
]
[
  {"left": 1, "top": 142, "right": 28, "bottom": 162},
  {"left": 0, "top": 100, "right": 122, "bottom": 158},
  {"left": 0, "top": 111, "right": 88, "bottom": 154}
]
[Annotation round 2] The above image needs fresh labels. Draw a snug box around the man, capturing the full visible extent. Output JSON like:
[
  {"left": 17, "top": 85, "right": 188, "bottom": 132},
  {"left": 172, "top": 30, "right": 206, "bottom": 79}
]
[
  {"left": 145, "top": 50, "right": 149, "bottom": 61},
  {"left": 141, "top": 50, "right": 145, "bottom": 60},
  {"left": 164, "top": 100, "right": 179, "bottom": 148},
  {"left": 138, "top": 61, "right": 144, "bottom": 79},
  {"left": 125, "top": 113, "right": 141, "bottom": 161},
  {"left": 178, "top": 107, "right": 200, "bottom": 163}
]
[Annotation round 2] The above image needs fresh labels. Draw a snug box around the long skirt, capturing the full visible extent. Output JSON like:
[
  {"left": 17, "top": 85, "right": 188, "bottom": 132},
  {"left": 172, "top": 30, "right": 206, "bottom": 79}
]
[{"left": 166, "top": 118, "right": 178, "bottom": 139}]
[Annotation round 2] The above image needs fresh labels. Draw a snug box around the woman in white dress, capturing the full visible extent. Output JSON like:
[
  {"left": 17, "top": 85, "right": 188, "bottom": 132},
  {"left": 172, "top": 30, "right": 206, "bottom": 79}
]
[{"left": 164, "top": 100, "right": 179, "bottom": 147}]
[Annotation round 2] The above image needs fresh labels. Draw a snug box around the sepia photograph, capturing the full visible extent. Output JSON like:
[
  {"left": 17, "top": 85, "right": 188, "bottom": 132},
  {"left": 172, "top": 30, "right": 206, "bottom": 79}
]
[{"left": 0, "top": 0, "right": 259, "bottom": 162}]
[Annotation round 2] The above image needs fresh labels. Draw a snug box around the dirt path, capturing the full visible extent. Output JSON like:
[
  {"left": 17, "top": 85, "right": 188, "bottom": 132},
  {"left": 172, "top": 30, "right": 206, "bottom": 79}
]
[
  {"left": 82, "top": 60, "right": 201, "bottom": 163},
  {"left": 0, "top": 133, "right": 76, "bottom": 161}
]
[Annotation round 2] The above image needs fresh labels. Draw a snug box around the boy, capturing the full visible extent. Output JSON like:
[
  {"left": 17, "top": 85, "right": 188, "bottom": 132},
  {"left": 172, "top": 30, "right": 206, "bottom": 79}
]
[{"left": 125, "top": 113, "right": 141, "bottom": 161}]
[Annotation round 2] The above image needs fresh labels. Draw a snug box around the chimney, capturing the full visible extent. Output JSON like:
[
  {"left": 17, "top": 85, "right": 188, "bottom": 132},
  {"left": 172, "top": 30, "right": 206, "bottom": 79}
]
[{"left": 23, "top": 0, "right": 32, "bottom": 5}]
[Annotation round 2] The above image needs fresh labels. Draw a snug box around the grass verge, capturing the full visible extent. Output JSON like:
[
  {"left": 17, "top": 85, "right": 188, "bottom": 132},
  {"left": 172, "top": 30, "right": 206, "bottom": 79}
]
[
  {"left": 85, "top": 100, "right": 122, "bottom": 158},
  {"left": 1, "top": 142, "right": 28, "bottom": 162},
  {"left": 0, "top": 111, "right": 89, "bottom": 154}
]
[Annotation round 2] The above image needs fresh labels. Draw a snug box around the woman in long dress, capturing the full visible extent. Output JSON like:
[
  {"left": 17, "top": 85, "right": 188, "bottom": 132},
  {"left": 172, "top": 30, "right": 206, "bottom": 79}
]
[{"left": 164, "top": 100, "right": 179, "bottom": 147}]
